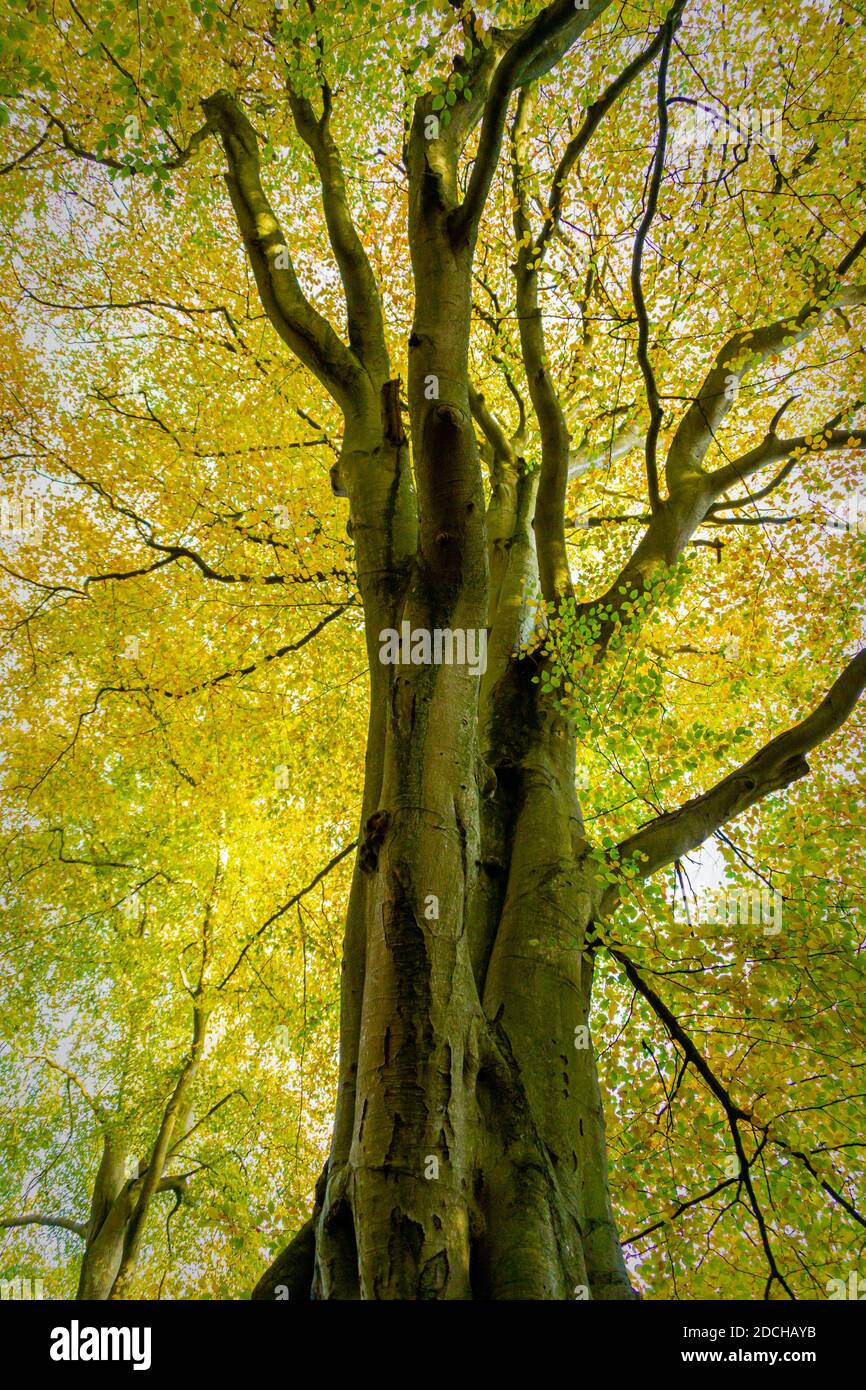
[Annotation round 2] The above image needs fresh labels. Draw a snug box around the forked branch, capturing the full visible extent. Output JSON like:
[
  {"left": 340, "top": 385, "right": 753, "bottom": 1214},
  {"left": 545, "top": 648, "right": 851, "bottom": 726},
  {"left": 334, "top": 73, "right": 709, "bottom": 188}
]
[{"left": 201, "top": 91, "right": 365, "bottom": 412}]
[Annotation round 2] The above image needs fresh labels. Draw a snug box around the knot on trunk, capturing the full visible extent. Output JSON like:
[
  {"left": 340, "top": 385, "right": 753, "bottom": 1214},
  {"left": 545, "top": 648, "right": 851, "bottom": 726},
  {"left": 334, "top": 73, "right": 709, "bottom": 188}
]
[{"left": 432, "top": 402, "right": 466, "bottom": 432}]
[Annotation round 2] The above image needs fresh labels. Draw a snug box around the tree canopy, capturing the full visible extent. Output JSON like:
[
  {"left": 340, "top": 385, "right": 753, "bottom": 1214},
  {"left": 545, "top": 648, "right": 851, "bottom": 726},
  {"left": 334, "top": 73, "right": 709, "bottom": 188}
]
[{"left": 1, "top": 0, "right": 864, "bottom": 1300}]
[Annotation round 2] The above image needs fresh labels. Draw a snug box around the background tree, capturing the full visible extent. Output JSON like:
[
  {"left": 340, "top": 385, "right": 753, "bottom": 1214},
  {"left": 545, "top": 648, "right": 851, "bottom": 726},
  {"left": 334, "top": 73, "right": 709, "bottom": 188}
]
[{"left": 0, "top": 0, "right": 864, "bottom": 1300}]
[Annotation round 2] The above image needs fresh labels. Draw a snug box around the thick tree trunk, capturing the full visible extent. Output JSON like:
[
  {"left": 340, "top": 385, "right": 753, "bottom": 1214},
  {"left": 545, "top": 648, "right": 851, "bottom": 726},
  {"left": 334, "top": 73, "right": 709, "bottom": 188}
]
[
  {"left": 254, "top": 359, "right": 634, "bottom": 1304},
  {"left": 251, "top": 73, "right": 635, "bottom": 1303},
  {"left": 254, "top": 657, "right": 634, "bottom": 1299}
]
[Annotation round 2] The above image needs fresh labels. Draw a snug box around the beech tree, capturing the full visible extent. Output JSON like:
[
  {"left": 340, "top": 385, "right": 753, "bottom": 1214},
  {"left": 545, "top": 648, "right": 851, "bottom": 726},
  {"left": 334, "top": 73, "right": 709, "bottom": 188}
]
[{"left": 1, "top": 0, "right": 865, "bottom": 1300}]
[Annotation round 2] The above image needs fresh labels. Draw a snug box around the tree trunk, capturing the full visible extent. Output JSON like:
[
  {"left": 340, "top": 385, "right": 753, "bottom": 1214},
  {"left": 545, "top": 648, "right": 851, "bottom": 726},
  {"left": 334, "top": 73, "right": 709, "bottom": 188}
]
[
  {"left": 199, "top": 25, "right": 640, "bottom": 1300},
  {"left": 254, "top": 633, "right": 634, "bottom": 1299},
  {"left": 76, "top": 1002, "right": 205, "bottom": 1298},
  {"left": 76, "top": 1137, "right": 133, "bottom": 1300},
  {"left": 254, "top": 137, "right": 635, "bottom": 1297}
]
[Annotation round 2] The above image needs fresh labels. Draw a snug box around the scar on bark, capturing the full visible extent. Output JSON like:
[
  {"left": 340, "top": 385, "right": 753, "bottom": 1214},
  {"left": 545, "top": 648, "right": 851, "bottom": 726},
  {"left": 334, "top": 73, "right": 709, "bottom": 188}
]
[
  {"left": 382, "top": 378, "right": 407, "bottom": 446},
  {"left": 359, "top": 809, "right": 390, "bottom": 873},
  {"left": 329, "top": 462, "right": 349, "bottom": 498}
]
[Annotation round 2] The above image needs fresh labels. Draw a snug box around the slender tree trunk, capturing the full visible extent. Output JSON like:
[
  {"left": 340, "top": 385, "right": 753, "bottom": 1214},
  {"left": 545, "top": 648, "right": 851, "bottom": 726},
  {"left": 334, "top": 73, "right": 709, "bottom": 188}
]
[
  {"left": 76, "top": 1137, "right": 133, "bottom": 1300},
  {"left": 75, "top": 1001, "right": 206, "bottom": 1298}
]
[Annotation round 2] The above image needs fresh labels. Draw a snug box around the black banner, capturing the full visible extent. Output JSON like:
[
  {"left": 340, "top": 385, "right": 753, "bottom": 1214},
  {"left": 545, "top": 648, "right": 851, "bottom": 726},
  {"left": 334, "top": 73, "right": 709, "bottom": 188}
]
[{"left": 1, "top": 1296, "right": 862, "bottom": 1378}]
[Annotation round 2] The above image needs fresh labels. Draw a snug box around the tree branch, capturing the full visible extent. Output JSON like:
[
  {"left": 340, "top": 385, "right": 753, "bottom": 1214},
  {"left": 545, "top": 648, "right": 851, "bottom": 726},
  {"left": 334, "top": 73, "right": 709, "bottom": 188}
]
[
  {"left": 568, "top": 419, "right": 644, "bottom": 481},
  {"left": 158, "top": 605, "right": 350, "bottom": 700},
  {"left": 30, "top": 1054, "right": 107, "bottom": 1124},
  {"left": 606, "top": 944, "right": 794, "bottom": 1296},
  {"left": 451, "top": 0, "right": 613, "bottom": 243},
  {"left": 622, "top": 1174, "right": 739, "bottom": 1246},
  {"left": 218, "top": 840, "right": 358, "bottom": 991},
  {"left": 0, "top": 1213, "right": 87, "bottom": 1237},
  {"left": 287, "top": 85, "right": 390, "bottom": 382},
  {"left": 611, "top": 648, "right": 866, "bottom": 885},
  {"left": 666, "top": 278, "right": 866, "bottom": 491},
  {"left": 536, "top": 7, "right": 684, "bottom": 260},
  {"left": 0, "top": 126, "right": 51, "bottom": 176},
  {"left": 630, "top": 11, "right": 680, "bottom": 512},
  {"left": 45, "top": 111, "right": 213, "bottom": 174},
  {"left": 510, "top": 87, "right": 572, "bottom": 601},
  {"left": 710, "top": 420, "right": 866, "bottom": 502},
  {"left": 468, "top": 381, "right": 517, "bottom": 465},
  {"left": 200, "top": 91, "right": 366, "bottom": 412}
]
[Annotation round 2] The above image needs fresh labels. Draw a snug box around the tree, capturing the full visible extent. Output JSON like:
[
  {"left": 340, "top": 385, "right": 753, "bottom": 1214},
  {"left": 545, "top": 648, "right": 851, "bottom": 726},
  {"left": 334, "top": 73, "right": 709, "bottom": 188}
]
[{"left": 1, "top": 0, "right": 864, "bottom": 1300}]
